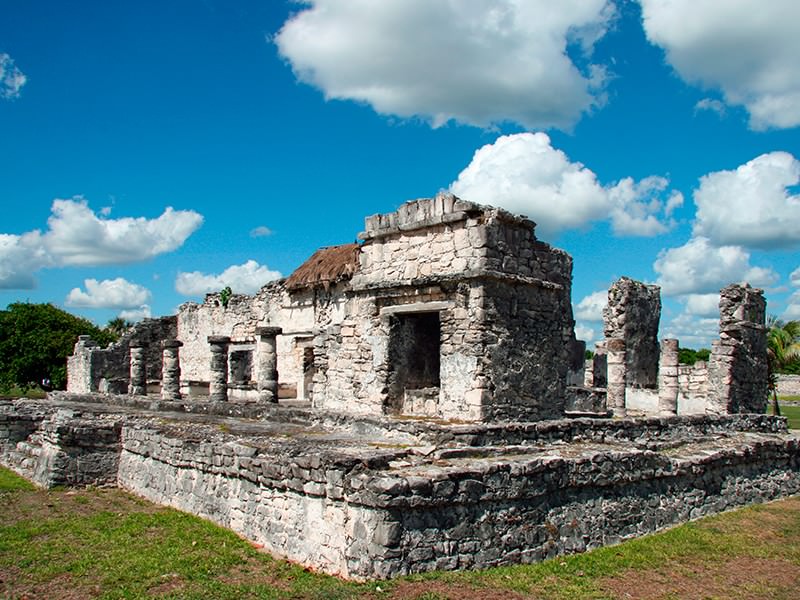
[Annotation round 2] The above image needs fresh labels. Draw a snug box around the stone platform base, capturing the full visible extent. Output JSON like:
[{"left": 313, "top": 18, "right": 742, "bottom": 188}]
[{"left": 1, "top": 394, "right": 799, "bottom": 580}]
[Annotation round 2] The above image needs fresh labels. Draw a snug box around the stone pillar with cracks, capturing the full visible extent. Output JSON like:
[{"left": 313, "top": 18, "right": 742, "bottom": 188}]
[
  {"left": 208, "top": 336, "right": 230, "bottom": 403},
  {"left": 256, "top": 326, "right": 282, "bottom": 403},
  {"left": 128, "top": 341, "right": 148, "bottom": 395},
  {"left": 606, "top": 338, "right": 627, "bottom": 417},
  {"left": 658, "top": 338, "right": 679, "bottom": 415},
  {"left": 161, "top": 339, "right": 183, "bottom": 401}
]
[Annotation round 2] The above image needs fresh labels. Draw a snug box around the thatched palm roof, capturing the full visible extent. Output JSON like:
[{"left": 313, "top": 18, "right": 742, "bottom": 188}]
[{"left": 285, "top": 243, "right": 361, "bottom": 292}]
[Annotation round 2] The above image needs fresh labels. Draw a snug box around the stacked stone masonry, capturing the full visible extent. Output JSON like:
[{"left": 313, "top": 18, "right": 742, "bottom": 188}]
[
  {"left": 1, "top": 397, "right": 798, "bottom": 580},
  {"left": 49, "top": 194, "right": 783, "bottom": 579},
  {"left": 66, "top": 196, "right": 770, "bottom": 423},
  {"left": 707, "top": 284, "right": 768, "bottom": 415}
]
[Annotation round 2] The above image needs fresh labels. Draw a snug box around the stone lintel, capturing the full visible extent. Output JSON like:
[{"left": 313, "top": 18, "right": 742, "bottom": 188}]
[
  {"left": 255, "top": 326, "right": 283, "bottom": 338},
  {"left": 380, "top": 301, "right": 454, "bottom": 316},
  {"left": 207, "top": 335, "right": 231, "bottom": 345},
  {"left": 351, "top": 270, "right": 564, "bottom": 295},
  {"left": 162, "top": 339, "right": 183, "bottom": 349}
]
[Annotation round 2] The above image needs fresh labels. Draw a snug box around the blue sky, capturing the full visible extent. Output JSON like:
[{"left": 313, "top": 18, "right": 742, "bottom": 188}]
[{"left": 1, "top": 0, "right": 799, "bottom": 349}]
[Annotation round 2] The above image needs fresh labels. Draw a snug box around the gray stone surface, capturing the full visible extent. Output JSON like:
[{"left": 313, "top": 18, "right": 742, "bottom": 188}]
[
  {"left": 603, "top": 277, "right": 661, "bottom": 389},
  {"left": 161, "top": 340, "right": 183, "bottom": 400},
  {"left": 658, "top": 338, "right": 679, "bottom": 415},
  {"left": 2, "top": 395, "right": 798, "bottom": 580},
  {"left": 708, "top": 284, "right": 768, "bottom": 414},
  {"left": 128, "top": 343, "right": 147, "bottom": 396},
  {"left": 208, "top": 336, "right": 230, "bottom": 403}
]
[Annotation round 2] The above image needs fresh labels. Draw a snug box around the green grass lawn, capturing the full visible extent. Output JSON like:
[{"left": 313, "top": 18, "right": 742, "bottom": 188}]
[
  {"left": 1, "top": 466, "right": 799, "bottom": 599},
  {"left": 0, "top": 386, "right": 47, "bottom": 399},
  {"left": 780, "top": 404, "right": 800, "bottom": 429}
]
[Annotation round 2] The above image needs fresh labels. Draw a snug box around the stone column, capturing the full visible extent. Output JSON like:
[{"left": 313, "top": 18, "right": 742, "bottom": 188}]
[
  {"left": 708, "top": 284, "right": 768, "bottom": 414},
  {"left": 658, "top": 338, "right": 679, "bottom": 416},
  {"left": 606, "top": 338, "right": 627, "bottom": 417},
  {"left": 256, "top": 326, "right": 282, "bottom": 403},
  {"left": 208, "top": 336, "right": 230, "bottom": 403},
  {"left": 128, "top": 341, "right": 148, "bottom": 395},
  {"left": 161, "top": 340, "right": 183, "bottom": 401}
]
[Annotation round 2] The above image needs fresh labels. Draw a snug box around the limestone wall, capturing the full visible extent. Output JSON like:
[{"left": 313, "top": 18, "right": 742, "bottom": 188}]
[
  {"left": 317, "top": 194, "right": 574, "bottom": 422},
  {"left": 678, "top": 361, "right": 710, "bottom": 414},
  {"left": 176, "top": 282, "right": 347, "bottom": 399},
  {"left": 353, "top": 194, "right": 571, "bottom": 290},
  {"left": 66, "top": 317, "right": 177, "bottom": 393},
  {"left": 777, "top": 374, "right": 800, "bottom": 397},
  {"left": 177, "top": 293, "right": 264, "bottom": 383},
  {"left": 0, "top": 403, "right": 121, "bottom": 487},
  {"left": 708, "top": 284, "right": 768, "bottom": 414},
  {"left": 603, "top": 277, "right": 661, "bottom": 389},
  {"left": 3, "top": 398, "right": 798, "bottom": 580}
]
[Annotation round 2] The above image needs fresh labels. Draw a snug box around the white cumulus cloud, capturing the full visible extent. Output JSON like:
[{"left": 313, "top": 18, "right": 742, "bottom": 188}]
[
  {"left": 0, "top": 197, "right": 203, "bottom": 289},
  {"left": 791, "top": 266, "right": 800, "bottom": 286},
  {"left": 692, "top": 152, "right": 800, "bottom": 249},
  {"left": 119, "top": 305, "right": 152, "bottom": 322},
  {"left": 0, "top": 53, "right": 26, "bottom": 99},
  {"left": 275, "top": 0, "right": 614, "bottom": 130},
  {"left": 662, "top": 312, "right": 719, "bottom": 350},
  {"left": 574, "top": 323, "right": 596, "bottom": 345},
  {"left": 574, "top": 290, "right": 608, "bottom": 321},
  {"left": 683, "top": 293, "right": 720, "bottom": 317},
  {"left": 65, "top": 278, "right": 152, "bottom": 309},
  {"left": 0, "top": 231, "right": 49, "bottom": 289},
  {"left": 639, "top": 0, "right": 800, "bottom": 130},
  {"left": 175, "top": 260, "right": 282, "bottom": 296},
  {"left": 653, "top": 236, "right": 778, "bottom": 296},
  {"left": 450, "top": 133, "right": 682, "bottom": 239},
  {"left": 250, "top": 225, "right": 273, "bottom": 238},
  {"left": 45, "top": 197, "right": 204, "bottom": 265}
]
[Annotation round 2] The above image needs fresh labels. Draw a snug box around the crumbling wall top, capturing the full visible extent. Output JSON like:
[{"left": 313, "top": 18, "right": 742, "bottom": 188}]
[
  {"left": 718, "top": 283, "right": 766, "bottom": 333},
  {"left": 359, "top": 192, "right": 536, "bottom": 241}
]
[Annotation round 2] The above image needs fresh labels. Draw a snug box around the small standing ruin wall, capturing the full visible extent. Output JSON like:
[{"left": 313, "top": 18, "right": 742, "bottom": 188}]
[
  {"left": 603, "top": 277, "right": 661, "bottom": 389},
  {"left": 67, "top": 317, "right": 177, "bottom": 394},
  {"left": 708, "top": 284, "right": 769, "bottom": 414},
  {"left": 590, "top": 278, "right": 768, "bottom": 418}
]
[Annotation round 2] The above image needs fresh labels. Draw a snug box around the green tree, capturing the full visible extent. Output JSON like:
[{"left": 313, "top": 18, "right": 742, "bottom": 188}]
[
  {"left": 678, "top": 347, "right": 711, "bottom": 365},
  {"left": 105, "top": 317, "right": 132, "bottom": 337},
  {"left": 767, "top": 317, "right": 800, "bottom": 417},
  {"left": 0, "top": 303, "right": 115, "bottom": 391}
]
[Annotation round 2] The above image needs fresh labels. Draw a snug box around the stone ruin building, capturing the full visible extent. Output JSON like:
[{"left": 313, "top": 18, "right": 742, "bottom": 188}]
[
  {"left": 69, "top": 194, "right": 576, "bottom": 422},
  {"left": 2, "top": 193, "right": 798, "bottom": 580}
]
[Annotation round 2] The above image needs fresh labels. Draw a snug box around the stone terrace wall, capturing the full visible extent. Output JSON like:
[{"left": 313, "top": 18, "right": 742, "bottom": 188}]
[
  {"left": 0, "top": 402, "right": 121, "bottom": 487},
  {"left": 2, "top": 399, "right": 798, "bottom": 580},
  {"left": 603, "top": 277, "right": 661, "bottom": 388},
  {"left": 708, "top": 284, "right": 768, "bottom": 414}
]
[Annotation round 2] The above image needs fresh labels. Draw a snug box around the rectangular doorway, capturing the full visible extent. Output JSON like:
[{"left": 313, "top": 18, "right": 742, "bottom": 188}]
[{"left": 388, "top": 311, "right": 441, "bottom": 415}]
